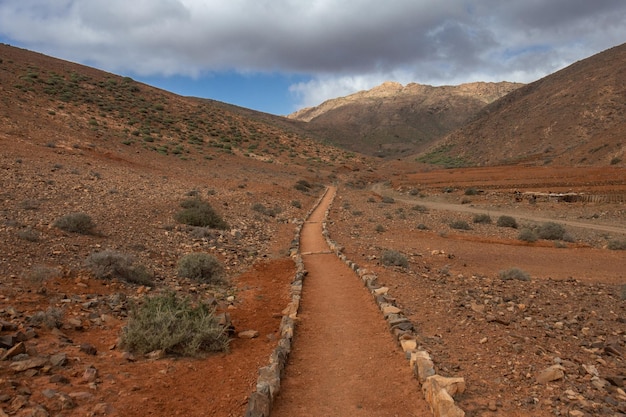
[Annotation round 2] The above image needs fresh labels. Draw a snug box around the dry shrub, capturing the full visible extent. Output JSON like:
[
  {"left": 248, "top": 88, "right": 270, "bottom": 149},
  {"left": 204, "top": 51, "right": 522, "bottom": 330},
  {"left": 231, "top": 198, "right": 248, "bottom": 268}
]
[{"left": 121, "top": 292, "right": 229, "bottom": 356}]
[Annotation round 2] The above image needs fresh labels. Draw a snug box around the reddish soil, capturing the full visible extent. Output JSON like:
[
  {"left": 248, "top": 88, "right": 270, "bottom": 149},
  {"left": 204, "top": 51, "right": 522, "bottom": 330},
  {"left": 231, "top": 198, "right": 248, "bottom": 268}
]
[{"left": 2, "top": 44, "right": 626, "bottom": 417}]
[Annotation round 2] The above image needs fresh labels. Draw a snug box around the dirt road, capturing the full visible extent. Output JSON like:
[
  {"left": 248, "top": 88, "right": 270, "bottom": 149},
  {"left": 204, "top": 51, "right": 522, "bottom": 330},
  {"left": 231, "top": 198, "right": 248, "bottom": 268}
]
[
  {"left": 271, "top": 187, "right": 431, "bottom": 417},
  {"left": 372, "top": 183, "right": 626, "bottom": 235}
]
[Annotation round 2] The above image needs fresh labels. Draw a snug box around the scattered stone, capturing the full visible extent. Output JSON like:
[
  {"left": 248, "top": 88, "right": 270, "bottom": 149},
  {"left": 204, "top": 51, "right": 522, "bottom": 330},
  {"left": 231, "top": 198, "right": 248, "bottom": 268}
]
[
  {"left": 0, "top": 335, "right": 15, "bottom": 349},
  {"left": 49, "top": 353, "right": 67, "bottom": 367},
  {"left": 82, "top": 365, "right": 98, "bottom": 382},
  {"left": 49, "top": 374, "right": 70, "bottom": 385},
  {"left": 10, "top": 357, "right": 48, "bottom": 372},
  {"left": 488, "top": 400, "right": 497, "bottom": 411},
  {"left": 79, "top": 343, "right": 97, "bottom": 356},
  {"left": 536, "top": 365, "right": 565, "bottom": 384},
  {"left": 1, "top": 341, "right": 25, "bottom": 360},
  {"left": 92, "top": 402, "right": 113, "bottom": 415},
  {"left": 145, "top": 350, "right": 165, "bottom": 360},
  {"left": 238, "top": 330, "right": 260, "bottom": 339}
]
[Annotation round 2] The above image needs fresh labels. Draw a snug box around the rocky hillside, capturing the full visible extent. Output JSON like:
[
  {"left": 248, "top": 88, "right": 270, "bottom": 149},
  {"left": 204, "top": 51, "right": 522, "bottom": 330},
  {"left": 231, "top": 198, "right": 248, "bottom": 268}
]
[
  {"left": 0, "top": 44, "right": 352, "bottom": 169},
  {"left": 419, "top": 42, "right": 626, "bottom": 167},
  {"left": 289, "top": 81, "right": 522, "bottom": 158}
]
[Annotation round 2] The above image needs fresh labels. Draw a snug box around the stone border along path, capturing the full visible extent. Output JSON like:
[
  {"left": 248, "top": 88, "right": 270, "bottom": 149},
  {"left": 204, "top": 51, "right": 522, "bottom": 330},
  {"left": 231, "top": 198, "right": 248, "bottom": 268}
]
[
  {"left": 320, "top": 192, "right": 467, "bottom": 417},
  {"left": 245, "top": 186, "right": 466, "bottom": 417},
  {"left": 244, "top": 187, "right": 328, "bottom": 416}
]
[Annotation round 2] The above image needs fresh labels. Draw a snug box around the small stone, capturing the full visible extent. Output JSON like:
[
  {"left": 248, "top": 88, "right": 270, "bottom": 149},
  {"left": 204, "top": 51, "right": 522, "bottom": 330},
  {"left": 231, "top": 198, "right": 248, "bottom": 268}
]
[
  {"left": 82, "top": 366, "right": 98, "bottom": 382},
  {"left": 536, "top": 364, "right": 565, "bottom": 384},
  {"left": 145, "top": 350, "right": 165, "bottom": 360},
  {"left": 238, "top": 330, "right": 259, "bottom": 339},
  {"left": 49, "top": 353, "right": 67, "bottom": 367},
  {"left": 10, "top": 357, "right": 48, "bottom": 372},
  {"left": 488, "top": 400, "right": 497, "bottom": 411},
  {"left": 92, "top": 403, "right": 113, "bottom": 415},
  {"left": 1, "top": 341, "right": 26, "bottom": 360},
  {"left": 373, "top": 287, "right": 389, "bottom": 296},
  {"left": 79, "top": 343, "right": 97, "bottom": 356},
  {"left": 479, "top": 337, "right": 488, "bottom": 344},
  {"left": 50, "top": 374, "right": 70, "bottom": 385},
  {"left": 382, "top": 305, "right": 402, "bottom": 316}
]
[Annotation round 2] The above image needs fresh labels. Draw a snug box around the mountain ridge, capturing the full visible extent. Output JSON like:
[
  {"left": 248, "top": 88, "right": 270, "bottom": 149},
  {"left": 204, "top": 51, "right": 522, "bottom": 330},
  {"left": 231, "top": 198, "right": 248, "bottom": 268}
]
[{"left": 288, "top": 80, "right": 522, "bottom": 158}]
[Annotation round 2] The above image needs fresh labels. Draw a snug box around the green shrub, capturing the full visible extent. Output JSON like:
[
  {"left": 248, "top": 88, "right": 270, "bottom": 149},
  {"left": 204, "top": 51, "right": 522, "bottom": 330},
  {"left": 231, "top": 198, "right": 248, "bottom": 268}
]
[
  {"left": 177, "top": 253, "right": 224, "bottom": 284},
  {"left": 381, "top": 250, "right": 408, "bottom": 268},
  {"left": 450, "top": 220, "right": 471, "bottom": 230},
  {"left": 473, "top": 214, "right": 492, "bottom": 224},
  {"left": 375, "top": 224, "right": 386, "bottom": 233},
  {"left": 85, "top": 250, "right": 153, "bottom": 285},
  {"left": 499, "top": 267, "right": 530, "bottom": 281},
  {"left": 608, "top": 239, "right": 626, "bottom": 250},
  {"left": 537, "top": 222, "right": 566, "bottom": 240},
  {"left": 496, "top": 215, "right": 518, "bottom": 229},
  {"left": 518, "top": 228, "right": 538, "bottom": 243},
  {"left": 54, "top": 212, "right": 95, "bottom": 234},
  {"left": 174, "top": 199, "right": 228, "bottom": 229},
  {"left": 120, "top": 292, "right": 229, "bottom": 356}
]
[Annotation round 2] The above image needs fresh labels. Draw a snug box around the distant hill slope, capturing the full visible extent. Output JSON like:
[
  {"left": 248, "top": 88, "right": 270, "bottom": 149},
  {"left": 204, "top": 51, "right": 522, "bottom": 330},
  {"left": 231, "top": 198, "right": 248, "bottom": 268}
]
[
  {"left": 288, "top": 81, "right": 522, "bottom": 158},
  {"left": 0, "top": 44, "right": 354, "bottom": 168},
  {"left": 419, "top": 43, "right": 626, "bottom": 167}
]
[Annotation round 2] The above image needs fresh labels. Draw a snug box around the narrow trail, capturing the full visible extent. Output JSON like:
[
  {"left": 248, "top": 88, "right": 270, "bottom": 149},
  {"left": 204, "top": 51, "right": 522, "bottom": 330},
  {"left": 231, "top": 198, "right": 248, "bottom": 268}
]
[{"left": 271, "top": 187, "right": 430, "bottom": 417}]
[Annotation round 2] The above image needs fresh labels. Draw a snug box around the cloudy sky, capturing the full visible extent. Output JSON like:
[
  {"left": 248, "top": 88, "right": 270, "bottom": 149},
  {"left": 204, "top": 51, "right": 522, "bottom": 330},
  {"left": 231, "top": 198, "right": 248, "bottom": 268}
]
[{"left": 1, "top": 1, "right": 625, "bottom": 115}]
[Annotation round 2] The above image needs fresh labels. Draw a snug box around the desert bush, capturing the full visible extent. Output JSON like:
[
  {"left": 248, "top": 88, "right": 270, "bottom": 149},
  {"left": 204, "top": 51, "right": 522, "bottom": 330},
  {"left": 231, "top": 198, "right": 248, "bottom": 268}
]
[
  {"left": 29, "top": 307, "right": 64, "bottom": 329},
  {"left": 499, "top": 267, "right": 530, "bottom": 281},
  {"left": 416, "top": 223, "right": 429, "bottom": 230},
  {"left": 294, "top": 179, "right": 312, "bottom": 192},
  {"left": 608, "top": 239, "right": 626, "bottom": 250},
  {"left": 19, "top": 199, "right": 40, "bottom": 210},
  {"left": 17, "top": 227, "right": 40, "bottom": 242},
  {"left": 351, "top": 210, "right": 363, "bottom": 216},
  {"left": 26, "top": 265, "right": 60, "bottom": 284},
  {"left": 54, "top": 212, "right": 95, "bottom": 234},
  {"left": 174, "top": 199, "right": 228, "bottom": 229},
  {"left": 291, "top": 200, "right": 301, "bottom": 209},
  {"left": 177, "top": 253, "right": 224, "bottom": 284},
  {"left": 411, "top": 204, "right": 428, "bottom": 213},
  {"left": 537, "top": 222, "right": 566, "bottom": 240},
  {"left": 449, "top": 220, "right": 471, "bottom": 230},
  {"left": 375, "top": 224, "right": 386, "bottom": 233},
  {"left": 496, "top": 215, "right": 518, "bottom": 229},
  {"left": 120, "top": 292, "right": 229, "bottom": 356},
  {"left": 85, "top": 250, "right": 153, "bottom": 285},
  {"left": 252, "top": 203, "right": 282, "bottom": 217},
  {"left": 518, "top": 228, "right": 538, "bottom": 243},
  {"left": 464, "top": 188, "right": 479, "bottom": 196},
  {"left": 381, "top": 250, "right": 409, "bottom": 268},
  {"left": 473, "top": 214, "right": 492, "bottom": 224},
  {"left": 381, "top": 196, "right": 395, "bottom": 204}
]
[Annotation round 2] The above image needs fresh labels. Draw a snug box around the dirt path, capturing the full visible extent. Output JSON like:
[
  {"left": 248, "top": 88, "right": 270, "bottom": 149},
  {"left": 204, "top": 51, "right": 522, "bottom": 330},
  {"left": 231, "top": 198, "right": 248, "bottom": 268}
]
[
  {"left": 271, "top": 187, "right": 431, "bottom": 417},
  {"left": 372, "top": 183, "right": 626, "bottom": 235}
]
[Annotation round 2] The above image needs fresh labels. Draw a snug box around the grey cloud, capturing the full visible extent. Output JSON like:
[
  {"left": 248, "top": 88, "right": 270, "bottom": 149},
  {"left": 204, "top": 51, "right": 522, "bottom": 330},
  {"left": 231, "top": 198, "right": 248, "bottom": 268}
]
[{"left": 1, "top": 0, "right": 625, "bottom": 83}]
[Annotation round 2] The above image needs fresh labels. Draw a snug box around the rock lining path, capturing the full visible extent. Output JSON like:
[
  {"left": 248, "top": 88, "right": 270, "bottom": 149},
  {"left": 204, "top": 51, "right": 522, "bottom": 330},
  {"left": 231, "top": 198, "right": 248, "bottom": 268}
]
[{"left": 271, "top": 187, "right": 431, "bottom": 417}]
